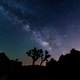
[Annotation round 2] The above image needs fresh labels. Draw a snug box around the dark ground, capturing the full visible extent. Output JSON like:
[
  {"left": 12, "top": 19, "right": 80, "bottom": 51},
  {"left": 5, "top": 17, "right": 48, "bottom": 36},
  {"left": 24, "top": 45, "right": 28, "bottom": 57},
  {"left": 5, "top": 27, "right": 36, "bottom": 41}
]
[{"left": 0, "top": 49, "right": 80, "bottom": 80}]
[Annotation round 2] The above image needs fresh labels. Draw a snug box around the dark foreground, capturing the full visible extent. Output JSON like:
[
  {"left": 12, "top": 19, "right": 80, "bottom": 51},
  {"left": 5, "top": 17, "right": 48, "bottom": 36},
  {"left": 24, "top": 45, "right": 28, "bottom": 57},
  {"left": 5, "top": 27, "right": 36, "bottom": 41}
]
[{"left": 0, "top": 49, "right": 80, "bottom": 80}]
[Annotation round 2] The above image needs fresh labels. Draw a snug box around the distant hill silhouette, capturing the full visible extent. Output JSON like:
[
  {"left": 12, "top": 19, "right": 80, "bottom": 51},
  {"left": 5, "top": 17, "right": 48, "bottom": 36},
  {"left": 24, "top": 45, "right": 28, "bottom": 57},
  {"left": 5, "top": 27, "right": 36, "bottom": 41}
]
[
  {"left": 0, "top": 52, "right": 9, "bottom": 62},
  {"left": 58, "top": 48, "right": 80, "bottom": 65},
  {"left": 0, "top": 48, "right": 80, "bottom": 80}
]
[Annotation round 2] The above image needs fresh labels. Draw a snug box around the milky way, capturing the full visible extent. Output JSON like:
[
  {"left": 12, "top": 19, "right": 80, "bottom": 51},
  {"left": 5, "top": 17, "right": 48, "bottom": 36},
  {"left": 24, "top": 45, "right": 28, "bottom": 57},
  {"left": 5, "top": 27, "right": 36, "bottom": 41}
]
[
  {"left": 0, "top": 0, "right": 80, "bottom": 61},
  {"left": 23, "top": 25, "right": 65, "bottom": 59}
]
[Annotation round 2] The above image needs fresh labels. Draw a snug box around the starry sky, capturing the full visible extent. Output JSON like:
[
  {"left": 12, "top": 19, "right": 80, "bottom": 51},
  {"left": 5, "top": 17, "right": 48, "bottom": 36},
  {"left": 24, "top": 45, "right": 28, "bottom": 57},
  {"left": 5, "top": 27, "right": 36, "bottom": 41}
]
[{"left": 0, "top": 0, "right": 80, "bottom": 64}]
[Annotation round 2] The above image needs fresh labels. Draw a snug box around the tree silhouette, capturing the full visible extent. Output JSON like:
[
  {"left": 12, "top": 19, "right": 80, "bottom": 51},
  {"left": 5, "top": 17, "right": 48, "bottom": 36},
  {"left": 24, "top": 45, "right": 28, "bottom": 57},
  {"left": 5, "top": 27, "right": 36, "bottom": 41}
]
[
  {"left": 40, "top": 50, "right": 51, "bottom": 66},
  {"left": 26, "top": 48, "right": 43, "bottom": 65}
]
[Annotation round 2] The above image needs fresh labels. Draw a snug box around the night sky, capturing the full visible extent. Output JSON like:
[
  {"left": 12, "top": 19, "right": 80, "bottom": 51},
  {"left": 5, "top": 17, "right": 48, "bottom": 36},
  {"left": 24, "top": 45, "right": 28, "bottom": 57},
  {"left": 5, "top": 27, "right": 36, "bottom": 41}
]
[{"left": 0, "top": 0, "right": 80, "bottom": 64}]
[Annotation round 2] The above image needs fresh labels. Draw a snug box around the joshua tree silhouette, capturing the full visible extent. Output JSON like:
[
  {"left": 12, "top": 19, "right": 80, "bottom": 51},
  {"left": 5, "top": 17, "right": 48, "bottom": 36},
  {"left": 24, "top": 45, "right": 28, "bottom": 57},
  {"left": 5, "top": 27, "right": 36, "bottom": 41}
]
[
  {"left": 26, "top": 48, "right": 43, "bottom": 65},
  {"left": 40, "top": 50, "right": 51, "bottom": 66}
]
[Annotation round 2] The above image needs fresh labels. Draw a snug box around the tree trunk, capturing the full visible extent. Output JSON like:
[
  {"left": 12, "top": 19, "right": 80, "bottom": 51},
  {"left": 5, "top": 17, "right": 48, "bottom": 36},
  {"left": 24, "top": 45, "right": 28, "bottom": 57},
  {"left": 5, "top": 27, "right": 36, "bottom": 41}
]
[
  {"left": 32, "top": 60, "right": 35, "bottom": 65},
  {"left": 40, "top": 60, "right": 43, "bottom": 66}
]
